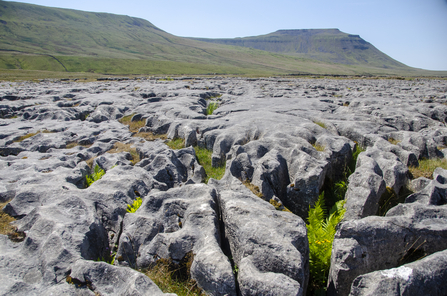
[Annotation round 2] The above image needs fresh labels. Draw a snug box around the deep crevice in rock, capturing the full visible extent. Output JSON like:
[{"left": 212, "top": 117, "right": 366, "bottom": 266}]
[{"left": 215, "top": 190, "right": 241, "bottom": 296}]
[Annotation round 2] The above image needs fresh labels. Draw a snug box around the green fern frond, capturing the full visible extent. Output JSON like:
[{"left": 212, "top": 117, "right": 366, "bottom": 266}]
[
  {"left": 127, "top": 197, "right": 143, "bottom": 213},
  {"left": 307, "top": 191, "right": 346, "bottom": 290},
  {"left": 85, "top": 164, "right": 106, "bottom": 187}
]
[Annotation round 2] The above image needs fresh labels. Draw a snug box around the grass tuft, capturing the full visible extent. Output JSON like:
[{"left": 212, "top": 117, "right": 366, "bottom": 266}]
[
  {"left": 388, "top": 137, "right": 401, "bottom": 145},
  {"left": 409, "top": 158, "right": 447, "bottom": 179},
  {"left": 314, "top": 121, "right": 326, "bottom": 129},
  {"left": 86, "top": 157, "right": 95, "bottom": 169},
  {"left": 166, "top": 138, "right": 185, "bottom": 150},
  {"left": 0, "top": 202, "right": 15, "bottom": 236},
  {"left": 145, "top": 252, "right": 204, "bottom": 296},
  {"left": 133, "top": 132, "right": 167, "bottom": 141},
  {"left": 13, "top": 131, "right": 40, "bottom": 142},
  {"left": 119, "top": 114, "right": 133, "bottom": 125},
  {"left": 13, "top": 129, "right": 54, "bottom": 143},
  {"left": 269, "top": 199, "right": 293, "bottom": 213},
  {"left": 377, "top": 186, "right": 413, "bottom": 216},
  {"left": 313, "top": 143, "right": 325, "bottom": 152},
  {"left": 194, "top": 146, "right": 225, "bottom": 183},
  {"left": 119, "top": 114, "right": 146, "bottom": 132},
  {"left": 242, "top": 180, "right": 264, "bottom": 198},
  {"left": 66, "top": 142, "right": 79, "bottom": 149},
  {"left": 107, "top": 142, "right": 140, "bottom": 165}
]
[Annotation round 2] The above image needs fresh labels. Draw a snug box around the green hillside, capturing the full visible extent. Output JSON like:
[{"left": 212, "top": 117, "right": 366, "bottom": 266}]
[
  {"left": 192, "top": 29, "right": 407, "bottom": 69},
  {"left": 0, "top": 1, "right": 445, "bottom": 78}
]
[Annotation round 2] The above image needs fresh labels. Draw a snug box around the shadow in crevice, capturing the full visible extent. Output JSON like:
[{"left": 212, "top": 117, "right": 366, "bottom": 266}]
[{"left": 216, "top": 192, "right": 241, "bottom": 296}]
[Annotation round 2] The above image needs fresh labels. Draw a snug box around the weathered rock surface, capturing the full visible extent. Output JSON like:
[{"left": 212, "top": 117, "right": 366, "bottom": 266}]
[
  {"left": 349, "top": 249, "right": 447, "bottom": 296},
  {"left": 211, "top": 175, "right": 309, "bottom": 296},
  {"left": 117, "top": 184, "right": 237, "bottom": 296},
  {"left": 0, "top": 77, "right": 447, "bottom": 295},
  {"left": 329, "top": 166, "right": 447, "bottom": 296}
]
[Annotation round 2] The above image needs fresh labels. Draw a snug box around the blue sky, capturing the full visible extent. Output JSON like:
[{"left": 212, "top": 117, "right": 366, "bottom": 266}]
[{"left": 6, "top": 0, "right": 447, "bottom": 71}]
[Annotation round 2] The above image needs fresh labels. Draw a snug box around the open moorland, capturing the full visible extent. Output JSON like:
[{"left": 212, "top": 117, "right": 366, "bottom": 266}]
[
  {"left": 1, "top": 1, "right": 447, "bottom": 79},
  {"left": 1, "top": 76, "right": 447, "bottom": 295}
]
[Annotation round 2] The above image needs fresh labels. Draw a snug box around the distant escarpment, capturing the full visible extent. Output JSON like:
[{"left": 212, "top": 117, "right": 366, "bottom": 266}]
[{"left": 191, "top": 29, "right": 406, "bottom": 69}]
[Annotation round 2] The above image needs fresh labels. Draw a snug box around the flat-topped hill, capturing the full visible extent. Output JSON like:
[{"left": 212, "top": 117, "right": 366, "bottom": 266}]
[
  {"left": 192, "top": 29, "right": 407, "bottom": 68},
  {"left": 0, "top": 1, "right": 445, "bottom": 77}
]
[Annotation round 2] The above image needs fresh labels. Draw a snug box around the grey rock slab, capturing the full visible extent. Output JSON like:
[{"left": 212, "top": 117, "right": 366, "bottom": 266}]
[
  {"left": 118, "top": 183, "right": 237, "bottom": 296},
  {"left": 328, "top": 203, "right": 447, "bottom": 296},
  {"left": 69, "top": 260, "right": 171, "bottom": 296},
  {"left": 349, "top": 249, "right": 447, "bottom": 296},
  {"left": 211, "top": 176, "right": 309, "bottom": 296},
  {"left": 361, "top": 147, "right": 408, "bottom": 195},
  {"left": 405, "top": 168, "right": 447, "bottom": 205},
  {"left": 343, "top": 151, "right": 387, "bottom": 220}
]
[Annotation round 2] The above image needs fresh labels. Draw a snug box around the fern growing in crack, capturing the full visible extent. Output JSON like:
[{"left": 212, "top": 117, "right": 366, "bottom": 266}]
[
  {"left": 85, "top": 164, "right": 105, "bottom": 188},
  {"left": 307, "top": 192, "right": 346, "bottom": 293},
  {"left": 127, "top": 197, "right": 142, "bottom": 213},
  {"left": 206, "top": 101, "right": 219, "bottom": 115}
]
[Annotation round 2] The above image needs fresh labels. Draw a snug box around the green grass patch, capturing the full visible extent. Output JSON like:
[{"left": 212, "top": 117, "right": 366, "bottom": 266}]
[
  {"left": 119, "top": 114, "right": 134, "bottom": 125},
  {"left": 13, "top": 131, "right": 40, "bottom": 142},
  {"left": 166, "top": 138, "right": 185, "bottom": 150},
  {"left": 119, "top": 114, "right": 146, "bottom": 133},
  {"left": 0, "top": 1, "right": 445, "bottom": 79},
  {"left": 13, "top": 129, "right": 54, "bottom": 143},
  {"left": 194, "top": 146, "right": 225, "bottom": 183},
  {"left": 409, "top": 158, "right": 447, "bottom": 179}
]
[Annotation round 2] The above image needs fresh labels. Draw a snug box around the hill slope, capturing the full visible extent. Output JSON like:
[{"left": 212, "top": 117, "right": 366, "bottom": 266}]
[
  {"left": 0, "top": 1, "right": 443, "bottom": 77},
  {"left": 192, "top": 29, "right": 407, "bottom": 69}
]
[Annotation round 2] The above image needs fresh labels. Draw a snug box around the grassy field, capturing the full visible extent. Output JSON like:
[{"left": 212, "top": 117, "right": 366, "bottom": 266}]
[{"left": 0, "top": 2, "right": 445, "bottom": 79}]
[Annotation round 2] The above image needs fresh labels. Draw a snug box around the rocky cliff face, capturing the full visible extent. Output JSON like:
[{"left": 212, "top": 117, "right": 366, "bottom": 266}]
[{"left": 0, "top": 76, "right": 447, "bottom": 295}]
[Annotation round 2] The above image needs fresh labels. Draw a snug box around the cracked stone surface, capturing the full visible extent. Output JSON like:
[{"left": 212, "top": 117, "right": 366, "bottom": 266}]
[{"left": 0, "top": 77, "right": 447, "bottom": 295}]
